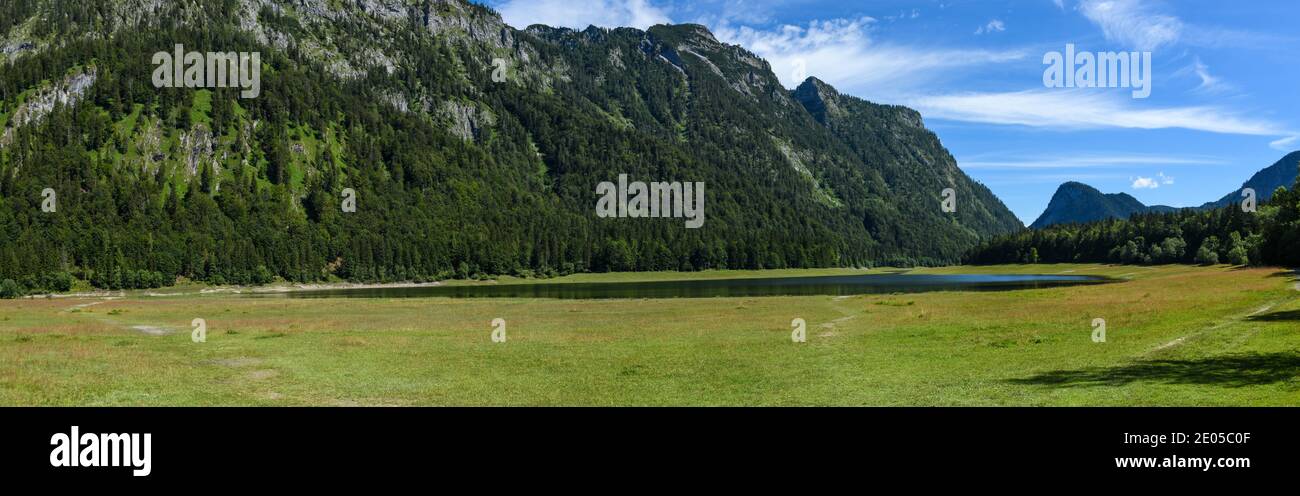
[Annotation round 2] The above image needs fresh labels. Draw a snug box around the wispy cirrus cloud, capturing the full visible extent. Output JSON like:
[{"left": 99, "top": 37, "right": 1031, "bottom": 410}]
[
  {"left": 1078, "top": 0, "right": 1288, "bottom": 50},
  {"left": 494, "top": 0, "right": 671, "bottom": 30},
  {"left": 975, "top": 19, "right": 1006, "bottom": 35},
  {"left": 1270, "top": 136, "right": 1299, "bottom": 151},
  {"left": 1183, "top": 57, "right": 1231, "bottom": 94},
  {"left": 713, "top": 17, "right": 1027, "bottom": 91},
  {"left": 1078, "top": 0, "right": 1183, "bottom": 50},
  {"left": 961, "top": 153, "right": 1226, "bottom": 170},
  {"left": 981, "top": 173, "right": 1123, "bottom": 186},
  {"left": 912, "top": 89, "right": 1289, "bottom": 137}
]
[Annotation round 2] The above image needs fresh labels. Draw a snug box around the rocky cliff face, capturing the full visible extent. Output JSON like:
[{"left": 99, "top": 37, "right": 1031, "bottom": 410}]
[{"left": 1, "top": 67, "right": 96, "bottom": 147}]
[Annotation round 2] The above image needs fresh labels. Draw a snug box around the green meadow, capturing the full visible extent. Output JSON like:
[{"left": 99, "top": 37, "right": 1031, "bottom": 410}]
[{"left": 1, "top": 264, "right": 1297, "bottom": 406}]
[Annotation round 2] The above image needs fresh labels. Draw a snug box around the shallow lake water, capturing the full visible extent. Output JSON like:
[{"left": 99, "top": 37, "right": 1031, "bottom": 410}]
[{"left": 272, "top": 273, "right": 1112, "bottom": 299}]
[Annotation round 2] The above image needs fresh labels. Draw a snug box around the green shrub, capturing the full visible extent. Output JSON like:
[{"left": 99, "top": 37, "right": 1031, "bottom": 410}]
[
  {"left": 1226, "top": 246, "right": 1249, "bottom": 266},
  {"left": 0, "top": 279, "right": 24, "bottom": 299},
  {"left": 1195, "top": 246, "right": 1220, "bottom": 265}
]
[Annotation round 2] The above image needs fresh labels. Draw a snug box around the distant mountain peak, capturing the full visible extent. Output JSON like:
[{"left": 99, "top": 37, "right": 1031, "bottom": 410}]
[
  {"left": 1031, "top": 151, "right": 1300, "bottom": 229},
  {"left": 791, "top": 77, "right": 844, "bottom": 123},
  {"left": 1031, "top": 182, "right": 1173, "bottom": 229},
  {"left": 650, "top": 23, "right": 719, "bottom": 43},
  {"left": 1200, "top": 150, "right": 1300, "bottom": 209}
]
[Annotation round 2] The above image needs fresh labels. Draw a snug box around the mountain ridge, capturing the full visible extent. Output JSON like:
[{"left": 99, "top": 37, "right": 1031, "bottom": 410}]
[
  {"left": 1200, "top": 151, "right": 1300, "bottom": 209},
  {"left": 1031, "top": 151, "right": 1299, "bottom": 229},
  {"left": 1030, "top": 182, "right": 1175, "bottom": 229},
  {"left": 0, "top": 0, "right": 1021, "bottom": 291}
]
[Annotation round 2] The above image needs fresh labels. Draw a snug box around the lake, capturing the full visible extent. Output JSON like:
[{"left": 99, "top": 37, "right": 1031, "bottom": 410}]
[{"left": 273, "top": 273, "right": 1111, "bottom": 299}]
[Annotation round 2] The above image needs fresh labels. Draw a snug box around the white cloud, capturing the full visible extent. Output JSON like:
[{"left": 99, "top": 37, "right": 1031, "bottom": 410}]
[
  {"left": 1190, "top": 58, "right": 1220, "bottom": 89},
  {"left": 495, "top": 0, "right": 671, "bottom": 30},
  {"left": 1078, "top": 0, "right": 1183, "bottom": 50},
  {"left": 975, "top": 19, "right": 1006, "bottom": 35},
  {"left": 1131, "top": 176, "right": 1160, "bottom": 189},
  {"left": 960, "top": 154, "right": 1225, "bottom": 169},
  {"left": 1078, "top": 0, "right": 1289, "bottom": 50},
  {"left": 1271, "top": 136, "right": 1299, "bottom": 151},
  {"left": 1052, "top": 0, "right": 1066, "bottom": 10},
  {"left": 713, "top": 17, "right": 1027, "bottom": 91},
  {"left": 911, "top": 89, "right": 1288, "bottom": 136},
  {"left": 980, "top": 173, "right": 1124, "bottom": 186},
  {"left": 881, "top": 9, "right": 921, "bottom": 22},
  {"left": 1129, "top": 172, "right": 1173, "bottom": 189},
  {"left": 1171, "top": 56, "right": 1233, "bottom": 94}
]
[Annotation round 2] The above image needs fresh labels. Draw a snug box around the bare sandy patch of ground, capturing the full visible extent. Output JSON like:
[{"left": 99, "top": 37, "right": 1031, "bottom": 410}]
[
  {"left": 209, "top": 357, "right": 264, "bottom": 367},
  {"left": 130, "top": 325, "right": 174, "bottom": 336},
  {"left": 62, "top": 298, "right": 121, "bottom": 312},
  {"left": 246, "top": 370, "right": 278, "bottom": 380}
]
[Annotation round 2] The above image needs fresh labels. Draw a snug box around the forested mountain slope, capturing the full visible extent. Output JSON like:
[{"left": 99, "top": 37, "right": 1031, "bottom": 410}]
[
  {"left": 0, "top": 0, "right": 1019, "bottom": 292},
  {"left": 1201, "top": 151, "right": 1300, "bottom": 210},
  {"left": 1030, "top": 182, "right": 1175, "bottom": 229}
]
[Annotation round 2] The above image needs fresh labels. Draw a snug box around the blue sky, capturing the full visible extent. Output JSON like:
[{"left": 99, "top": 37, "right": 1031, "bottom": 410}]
[{"left": 483, "top": 0, "right": 1300, "bottom": 224}]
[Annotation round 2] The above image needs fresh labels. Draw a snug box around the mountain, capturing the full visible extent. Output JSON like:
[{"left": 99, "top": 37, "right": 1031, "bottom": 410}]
[
  {"left": 1200, "top": 151, "right": 1300, "bottom": 209},
  {"left": 0, "top": 0, "right": 1020, "bottom": 290},
  {"left": 1031, "top": 151, "right": 1300, "bottom": 229},
  {"left": 791, "top": 78, "right": 1023, "bottom": 246},
  {"left": 1030, "top": 182, "right": 1175, "bottom": 229}
]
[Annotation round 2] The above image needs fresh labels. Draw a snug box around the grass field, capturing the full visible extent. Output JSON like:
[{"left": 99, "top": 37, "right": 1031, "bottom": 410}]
[{"left": 1, "top": 264, "right": 1297, "bottom": 406}]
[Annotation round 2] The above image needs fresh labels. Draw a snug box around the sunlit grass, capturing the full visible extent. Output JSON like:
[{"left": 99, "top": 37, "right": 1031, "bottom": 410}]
[{"left": 1, "top": 264, "right": 1296, "bottom": 406}]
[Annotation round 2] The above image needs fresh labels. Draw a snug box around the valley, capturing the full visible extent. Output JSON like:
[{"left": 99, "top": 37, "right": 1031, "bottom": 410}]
[{"left": 3, "top": 264, "right": 1295, "bottom": 406}]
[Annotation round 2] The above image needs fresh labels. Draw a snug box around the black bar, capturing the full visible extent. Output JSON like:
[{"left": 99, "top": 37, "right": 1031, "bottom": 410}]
[{"left": 1, "top": 407, "right": 1292, "bottom": 483}]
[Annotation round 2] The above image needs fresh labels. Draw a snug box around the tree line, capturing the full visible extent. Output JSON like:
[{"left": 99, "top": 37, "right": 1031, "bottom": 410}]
[{"left": 965, "top": 178, "right": 1300, "bottom": 268}]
